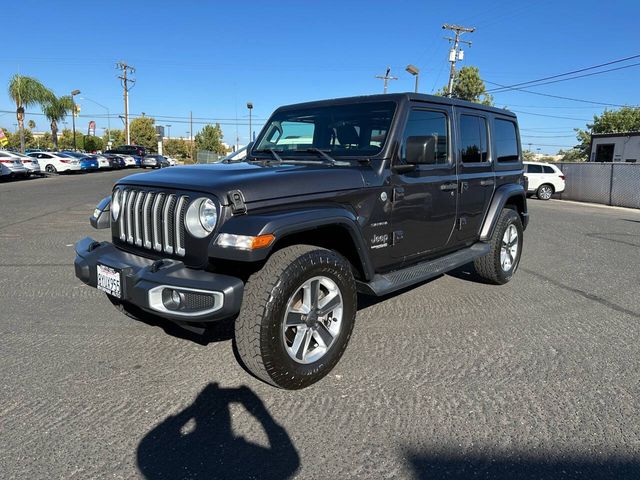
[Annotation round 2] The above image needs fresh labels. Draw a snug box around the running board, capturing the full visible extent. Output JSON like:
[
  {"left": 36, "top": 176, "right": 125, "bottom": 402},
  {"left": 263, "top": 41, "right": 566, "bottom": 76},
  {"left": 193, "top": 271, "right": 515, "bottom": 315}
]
[{"left": 357, "top": 242, "right": 490, "bottom": 296}]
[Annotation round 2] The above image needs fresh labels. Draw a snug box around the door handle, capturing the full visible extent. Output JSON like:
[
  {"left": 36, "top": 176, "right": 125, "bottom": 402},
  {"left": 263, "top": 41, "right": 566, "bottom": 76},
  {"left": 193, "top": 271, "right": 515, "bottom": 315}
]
[
  {"left": 393, "top": 187, "right": 405, "bottom": 201},
  {"left": 439, "top": 182, "right": 458, "bottom": 191},
  {"left": 480, "top": 179, "right": 495, "bottom": 186}
]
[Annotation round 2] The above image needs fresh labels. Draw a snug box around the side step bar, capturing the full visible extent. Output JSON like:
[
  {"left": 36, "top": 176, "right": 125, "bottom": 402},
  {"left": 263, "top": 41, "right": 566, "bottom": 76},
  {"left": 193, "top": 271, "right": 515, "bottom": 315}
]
[{"left": 357, "top": 242, "right": 491, "bottom": 296}]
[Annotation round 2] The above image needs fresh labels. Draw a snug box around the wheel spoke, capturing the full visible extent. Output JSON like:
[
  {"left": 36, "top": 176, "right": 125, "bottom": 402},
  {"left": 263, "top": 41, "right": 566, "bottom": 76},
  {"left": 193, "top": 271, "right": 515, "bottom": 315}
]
[
  {"left": 295, "top": 327, "right": 312, "bottom": 361},
  {"left": 291, "top": 326, "right": 307, "bottom": 358},
  {"left": 317, "top": 292, "right": 341, "bottom": 316},
  {"left": 286, "top": 312, "right": 305, "bottom": 326},
  {"left": 314, "top": 322, "right": 334, "bottom": 347},
  {"left": 309, "top": 279, "right": 320, "bottom": 309}
]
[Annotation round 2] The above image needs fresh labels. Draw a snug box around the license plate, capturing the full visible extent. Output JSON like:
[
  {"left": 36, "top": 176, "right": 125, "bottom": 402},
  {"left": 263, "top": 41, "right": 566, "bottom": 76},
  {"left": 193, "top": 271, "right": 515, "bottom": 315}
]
[{"left": 97, "top": 264, "right": 122, "bottom": 298}]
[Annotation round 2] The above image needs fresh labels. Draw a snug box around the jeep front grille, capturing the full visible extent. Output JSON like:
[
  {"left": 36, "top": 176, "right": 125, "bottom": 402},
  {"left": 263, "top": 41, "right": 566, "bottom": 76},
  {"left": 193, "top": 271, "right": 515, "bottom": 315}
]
[{"left": 118, "top": 189, "right": 189, "bottom": 256}]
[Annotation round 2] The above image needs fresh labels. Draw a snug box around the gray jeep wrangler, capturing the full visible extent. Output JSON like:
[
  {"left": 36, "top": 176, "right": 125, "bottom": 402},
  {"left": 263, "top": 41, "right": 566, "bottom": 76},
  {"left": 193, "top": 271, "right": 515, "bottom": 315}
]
[{"left": 75, "top": 93, "right": 528, "bottom": 389}]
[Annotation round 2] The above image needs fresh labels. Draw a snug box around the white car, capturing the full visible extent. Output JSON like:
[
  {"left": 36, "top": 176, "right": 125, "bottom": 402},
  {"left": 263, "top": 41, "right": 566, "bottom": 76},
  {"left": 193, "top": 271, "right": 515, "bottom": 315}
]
[
  {"left": 28, "top": 151, "right": 81, "bottom": 174},
  {"left": 121, "top": 155, "right": 137, "bottom": 167},
  {"left": 0, "top": 151, "right": 28, "bottom": 178},
  {"left": 165, "top": 156, "right": 178, "bottom": 166},
  {"left": 11, "top": 152, "right": 42, "bottom": 176},
  {"left": 220, "top": 145, "right": 248, "bottom": 163},
  {"left": 524, "top": 161, "right": 566, "bottom": 200}
]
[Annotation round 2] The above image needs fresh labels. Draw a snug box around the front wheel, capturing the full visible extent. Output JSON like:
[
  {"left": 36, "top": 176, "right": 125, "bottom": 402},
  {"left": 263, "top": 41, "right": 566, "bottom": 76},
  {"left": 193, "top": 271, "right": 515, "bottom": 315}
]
[
  {"left": 235, "top": 245, "right": 357, "bottom": 389},
  {"left": 474, "top": 208, "right": 523, "bottom": 285}
]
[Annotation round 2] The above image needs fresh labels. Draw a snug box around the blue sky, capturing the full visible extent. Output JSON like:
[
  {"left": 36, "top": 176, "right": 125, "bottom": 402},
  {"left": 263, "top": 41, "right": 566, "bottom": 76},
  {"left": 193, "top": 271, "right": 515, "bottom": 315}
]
[{"left": 2, "top": 0, "right": 638, "bottom": 153}]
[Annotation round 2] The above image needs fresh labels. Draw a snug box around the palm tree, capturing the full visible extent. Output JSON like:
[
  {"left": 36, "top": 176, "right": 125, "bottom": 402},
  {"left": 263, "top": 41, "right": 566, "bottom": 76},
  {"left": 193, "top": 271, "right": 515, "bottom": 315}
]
[
  {"left": 8, "top": 74, "right": 54, "bottom": 153},
  {"left": 42, "top": 96, "right": 74, "bottom": 150}
]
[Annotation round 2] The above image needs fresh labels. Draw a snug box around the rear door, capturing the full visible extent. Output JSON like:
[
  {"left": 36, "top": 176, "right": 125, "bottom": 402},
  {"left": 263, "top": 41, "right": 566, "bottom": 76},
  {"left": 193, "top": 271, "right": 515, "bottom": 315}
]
[
  {"left": 525, "top": 163, "right": 543, "bottom": 189},
  {"left": 390, "top": 104, "right": 458, "bottom": 260},
  {"left": 454, "top": 109, "right": 495, "bottom": 244}
]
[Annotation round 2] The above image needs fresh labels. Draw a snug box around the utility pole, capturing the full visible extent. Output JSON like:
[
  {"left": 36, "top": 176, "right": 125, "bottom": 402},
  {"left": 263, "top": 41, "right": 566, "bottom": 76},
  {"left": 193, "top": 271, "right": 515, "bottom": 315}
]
[
  {"left": 189, "top": 111, "right": 193, "bottom": 162},
  {"left": 375, "top": 67, "right": 398, "bottom": 94},
  {"left": 442, "top": 24, "right": 475, "bottom": 96},
  {"left": 116, "top": 61, "right": 135, "bottom": 144},
  {"left": 246, "top": 102, "right": 253, "bottom": 143}
]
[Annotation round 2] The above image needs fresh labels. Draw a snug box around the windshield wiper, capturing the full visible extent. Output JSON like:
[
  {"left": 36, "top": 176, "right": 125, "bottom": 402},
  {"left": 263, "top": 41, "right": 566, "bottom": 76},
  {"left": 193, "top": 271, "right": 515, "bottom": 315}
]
[
  {"left": 250, "top": 149, "right": 283, "bottom": 164},
  {"left": 296, "top": 148, "right": 336, "bottom": 165}
]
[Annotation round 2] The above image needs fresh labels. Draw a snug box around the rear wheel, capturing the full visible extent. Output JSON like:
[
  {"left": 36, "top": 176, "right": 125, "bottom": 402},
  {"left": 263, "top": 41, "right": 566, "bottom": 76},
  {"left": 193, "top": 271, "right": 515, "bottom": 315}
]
[
  {"left": 235, "top": 245, "right": 357, "bottom": 389},
  {"left": 474, "top": 208, "right": 523, "bottom": 285},
  {"left": 536, "top": 184, "right": 554, "bottom": 200},
  {"left": 45, "top": 164, "right": 57, "bottom": 174}
]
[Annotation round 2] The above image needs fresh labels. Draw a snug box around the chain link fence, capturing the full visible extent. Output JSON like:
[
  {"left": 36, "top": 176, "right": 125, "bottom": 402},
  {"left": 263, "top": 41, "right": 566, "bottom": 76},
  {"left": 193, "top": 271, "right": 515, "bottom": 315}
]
[
  {"left": 195, "top": 150, "right": 224, "bottom": 164},
  {"left": 556, "top": 162, "right": 640, "bottom": 209}
]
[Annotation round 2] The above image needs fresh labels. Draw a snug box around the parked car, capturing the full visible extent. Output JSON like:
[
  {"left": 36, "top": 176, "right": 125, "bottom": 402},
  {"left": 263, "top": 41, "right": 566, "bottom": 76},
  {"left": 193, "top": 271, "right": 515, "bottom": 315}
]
[
  {"left": 89, "top": 155, "right": 111, "bottom": 169},
  {"left": 79, "top": 156, "right": 99, "bottom": 171},
  {"left": 220, "top": 145, "right": 249, "bottom": 163},
  {"left": 142, "top": 154, "right": 170, "bottom": 169},
  {"left": 0, "top": 151, "right": 28, "bottom": 178},
  {"left": 106, "top": 145, "right": 147, "bottom": 158},
  {"left": 3, "top": 151, "right": 41, "bottom": 176},
  {"left": 122, "top": 155, "right": 138, "bottom": 168},
  {"left": 76, "top": 92, "right": 529, "bottom": 390},
  {"left": 165, "top": 156, "right": 178, "bottom": 166},
  {"left": 524, "top": 161, "right": 565, "bottom": 200},
  {"left": 27, "top": 151, "right": 81, "bottom": 173},
  {"left": 104, "top": 154, "right": 126, "bottom": 169}
]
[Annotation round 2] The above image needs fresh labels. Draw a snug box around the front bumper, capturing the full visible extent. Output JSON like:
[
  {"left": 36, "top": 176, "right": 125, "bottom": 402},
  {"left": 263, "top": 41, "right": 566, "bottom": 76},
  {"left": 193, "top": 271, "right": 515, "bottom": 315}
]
[{"left": 74, "top": 237, "right": 244, "bottom": 322}]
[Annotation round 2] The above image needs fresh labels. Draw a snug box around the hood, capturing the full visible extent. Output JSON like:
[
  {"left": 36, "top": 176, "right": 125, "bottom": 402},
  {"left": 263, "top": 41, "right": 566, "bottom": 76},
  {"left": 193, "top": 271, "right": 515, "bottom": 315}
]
[{"left": 116, "top": 162, "right": 366, "bottom": 204}]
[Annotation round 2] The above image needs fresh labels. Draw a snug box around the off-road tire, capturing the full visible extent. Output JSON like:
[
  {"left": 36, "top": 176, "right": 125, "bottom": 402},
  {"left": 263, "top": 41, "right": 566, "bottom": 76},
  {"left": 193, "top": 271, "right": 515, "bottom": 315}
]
[
  {"left": 235, "top": 245, "right": 357, "bottom": 389},
  {"left": 474, "top": 208, "right": 523, "bottom": 285},
  {"left": 536, "top": 184, "right": 554, "bottom": 200}
]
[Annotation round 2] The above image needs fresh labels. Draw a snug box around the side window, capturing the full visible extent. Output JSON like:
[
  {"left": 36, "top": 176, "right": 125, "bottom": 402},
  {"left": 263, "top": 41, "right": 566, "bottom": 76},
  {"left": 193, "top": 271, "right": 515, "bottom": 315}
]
[
  {"left": 494, "top": 119, "right": 519, "bottom": 162},
  {"left": 39, "top": 154, "right": 52, "bottom": 159},
  {"left": 459, "top": 115, "right": 488, "bottom": 163},
  {"left": 543, "top": 166, "right": 555, "bottom": 174},
  {"left": 400, "top": 109, "right": 448, "bottom": 165},
  {"left": 527, "top": 164, "right": 543, "bottom": 174}
]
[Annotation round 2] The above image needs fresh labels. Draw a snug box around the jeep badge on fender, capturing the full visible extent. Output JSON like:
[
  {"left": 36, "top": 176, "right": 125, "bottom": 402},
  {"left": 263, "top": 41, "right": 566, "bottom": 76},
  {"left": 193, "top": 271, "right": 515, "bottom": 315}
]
[{"left": 75, "top": 93, "right": 529, "bottom": 390}]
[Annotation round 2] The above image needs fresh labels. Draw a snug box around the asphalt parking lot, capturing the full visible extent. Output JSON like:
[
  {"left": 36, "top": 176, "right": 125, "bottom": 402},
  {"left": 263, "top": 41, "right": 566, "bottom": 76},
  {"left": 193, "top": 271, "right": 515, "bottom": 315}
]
[{"left": 1, "top": 170, "right": 639, "bottom": 479}]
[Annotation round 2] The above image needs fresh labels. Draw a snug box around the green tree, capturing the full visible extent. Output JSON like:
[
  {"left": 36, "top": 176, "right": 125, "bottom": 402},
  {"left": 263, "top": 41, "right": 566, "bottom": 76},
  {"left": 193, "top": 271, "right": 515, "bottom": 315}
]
[
  {"left": 195, "top": 123, "right": 226, "bottom": 154},
  {"left": 557, "top": 148, "right": 587, "bottom": 162},
  {"left": 103, "top": 128, "right": 125, "bottom": 148},
  {"left": 38, "top": 131, "right": 53, "bottom": 150},
  {"left": 83, "top": 135, "right": 104, "bottom": 152},
  {"left": 574, "top": 106, "right": 640, "bottom": 159},
  {"left": 59, "top": 128, "right": 84, "bottom": 150},
  {"left": 437, "top": 66, "right": 493, "bottom": 105},
  {"left": 8, "top": 74, "right": 54, "bottom": 152},
  {"left": 164, "top": 138, "right": 189, "bottom": 158},
  {"left": 130, "top": 117, "right": 157, "bottom": 152},
  {"left": 522, "top": 149, "right": 536, "bottom": 162},
  {"left": 42, "top": 95, "right": 74, "bottom": 150}
]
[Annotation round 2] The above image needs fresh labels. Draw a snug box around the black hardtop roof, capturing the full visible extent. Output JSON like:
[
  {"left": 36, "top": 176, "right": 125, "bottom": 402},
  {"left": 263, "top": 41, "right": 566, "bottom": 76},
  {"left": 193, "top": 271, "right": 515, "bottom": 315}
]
[{"left": 276, "top": 92, "right": 516, "bottom": 118}]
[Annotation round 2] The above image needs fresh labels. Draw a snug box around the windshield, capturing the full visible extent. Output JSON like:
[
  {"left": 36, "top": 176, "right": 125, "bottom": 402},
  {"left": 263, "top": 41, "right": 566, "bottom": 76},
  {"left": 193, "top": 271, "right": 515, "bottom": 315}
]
[{"left": 254, "top": 101, "right": 396, "bottom": 157}]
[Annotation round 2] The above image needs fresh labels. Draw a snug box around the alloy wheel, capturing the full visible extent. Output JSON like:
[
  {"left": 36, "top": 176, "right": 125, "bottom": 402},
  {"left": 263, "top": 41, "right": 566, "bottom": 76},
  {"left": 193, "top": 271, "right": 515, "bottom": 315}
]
[
  {"left": 500, "top": 224, "right": 519, "bottom": 272},
  {"left": 282, "top": 276, "right": 343, "bottom": 364}
]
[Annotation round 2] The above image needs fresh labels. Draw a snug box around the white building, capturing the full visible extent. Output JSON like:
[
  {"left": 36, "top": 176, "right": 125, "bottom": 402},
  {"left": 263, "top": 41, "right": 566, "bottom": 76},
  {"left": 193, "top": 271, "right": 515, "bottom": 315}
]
[{"left": 590, "top": 132, "right": 640, "bottom": 163}]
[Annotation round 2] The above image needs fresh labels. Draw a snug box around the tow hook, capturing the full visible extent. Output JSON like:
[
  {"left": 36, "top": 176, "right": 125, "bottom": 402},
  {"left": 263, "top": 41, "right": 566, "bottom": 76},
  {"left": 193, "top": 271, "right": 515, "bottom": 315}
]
[{"left": 150, "top": 260, "right": 165, "bottom": 273}]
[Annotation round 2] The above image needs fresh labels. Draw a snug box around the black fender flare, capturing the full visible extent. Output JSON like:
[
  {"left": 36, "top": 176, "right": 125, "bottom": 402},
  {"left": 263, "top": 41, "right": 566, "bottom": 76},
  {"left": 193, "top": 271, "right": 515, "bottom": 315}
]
[
  {"left": 479, "top": 184, "right": 528, "bottom": 241},
  {"left": 208, "top": 207, "right": 375, "bottom": 280}
]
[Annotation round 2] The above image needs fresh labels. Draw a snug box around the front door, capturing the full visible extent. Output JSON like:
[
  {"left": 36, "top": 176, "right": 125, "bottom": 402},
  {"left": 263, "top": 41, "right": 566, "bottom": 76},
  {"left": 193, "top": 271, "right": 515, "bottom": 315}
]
[
  {"left": 455, "top": 110, "right": 495, "bottom": 244},
  {"left": 390, "top": 106, "right": 458, "bottom": 260}
]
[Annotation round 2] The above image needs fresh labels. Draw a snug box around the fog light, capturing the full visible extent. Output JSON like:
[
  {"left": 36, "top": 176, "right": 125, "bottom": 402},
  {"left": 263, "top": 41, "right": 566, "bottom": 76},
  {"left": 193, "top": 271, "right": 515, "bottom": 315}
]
[{"left": 162, "top": 288, "right": 184, "bottom": 310}]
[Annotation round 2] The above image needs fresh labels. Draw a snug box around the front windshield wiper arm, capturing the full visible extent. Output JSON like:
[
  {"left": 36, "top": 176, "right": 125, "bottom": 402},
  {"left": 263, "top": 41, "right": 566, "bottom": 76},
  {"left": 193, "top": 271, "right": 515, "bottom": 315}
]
[
  {"left": 299, "top": 148, "right": 336, "bottom": 165},
  {"left": 249, "top": 149, "right": 283, "bottom": 164}
]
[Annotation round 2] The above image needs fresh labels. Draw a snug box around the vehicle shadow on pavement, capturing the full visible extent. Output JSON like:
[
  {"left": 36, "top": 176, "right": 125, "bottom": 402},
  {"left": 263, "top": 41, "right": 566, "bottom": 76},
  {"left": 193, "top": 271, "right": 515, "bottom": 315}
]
[
  {"left": 407, "top": 452, "right": 640, "bottom": 479},
  {"left": 137, "top": 383, "right": 300, "bottom": 480}
]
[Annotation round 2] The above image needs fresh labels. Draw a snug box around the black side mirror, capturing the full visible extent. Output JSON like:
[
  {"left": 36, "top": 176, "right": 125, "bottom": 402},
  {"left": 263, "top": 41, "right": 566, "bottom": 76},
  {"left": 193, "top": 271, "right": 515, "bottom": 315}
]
[{"left": 406, "top": 135, "right": 436, "bottom": 165}]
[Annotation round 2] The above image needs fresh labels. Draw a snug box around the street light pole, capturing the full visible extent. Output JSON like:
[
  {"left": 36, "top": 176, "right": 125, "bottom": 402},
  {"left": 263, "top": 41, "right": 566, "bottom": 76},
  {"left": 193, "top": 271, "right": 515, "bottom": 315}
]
[
  {"left": 166, "top": 124, "right": 171, "bottom": 140},
  {"left": 71, "top": 89, "right": 81, "bottom": 150},
  {"left": 247, "top": 102, "right": 253, "bottom": 143},
  {"left": 405, "top": 64, "right": 420, "bottom": 93}
]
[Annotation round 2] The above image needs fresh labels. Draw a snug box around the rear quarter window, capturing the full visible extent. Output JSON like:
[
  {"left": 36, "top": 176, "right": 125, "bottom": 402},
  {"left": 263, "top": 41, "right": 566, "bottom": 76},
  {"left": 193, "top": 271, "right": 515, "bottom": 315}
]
[{"left": 494, "top": 119, "right": 520, "bottom": 162}]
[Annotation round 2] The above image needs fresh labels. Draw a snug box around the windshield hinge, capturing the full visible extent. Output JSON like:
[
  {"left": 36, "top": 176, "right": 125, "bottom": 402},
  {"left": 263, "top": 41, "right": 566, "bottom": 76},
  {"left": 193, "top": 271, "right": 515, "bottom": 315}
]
[{"left": 228, "top": 190, "right": 247, "bottom": 214}]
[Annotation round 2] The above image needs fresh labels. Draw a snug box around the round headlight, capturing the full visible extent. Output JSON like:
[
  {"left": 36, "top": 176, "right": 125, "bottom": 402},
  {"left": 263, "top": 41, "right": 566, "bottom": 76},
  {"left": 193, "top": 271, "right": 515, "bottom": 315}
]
[
  {"left": 111, "top": 189, "right": 121, "bottom": 221},
  {"left": 185, "top": 198, "right": 217, "bottom": 238}
]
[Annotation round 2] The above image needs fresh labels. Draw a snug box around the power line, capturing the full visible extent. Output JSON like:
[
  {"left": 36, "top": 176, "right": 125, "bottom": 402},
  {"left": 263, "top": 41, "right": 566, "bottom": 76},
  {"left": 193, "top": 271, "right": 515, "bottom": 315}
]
[
  {"left": 484, "top": 80, "right": 632, "bottom": 107},
  {"left": 510, "top": 109, "right": 591, "bottom": 121},
  {"left": 488, "top": 53, "right": 640, "bottom": 92},
  {"left": 489, "top": 60, "right": 640, "bottom": 93},
  {"left": 116, "top": 61, "right": 135, "bottom": 144}
]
